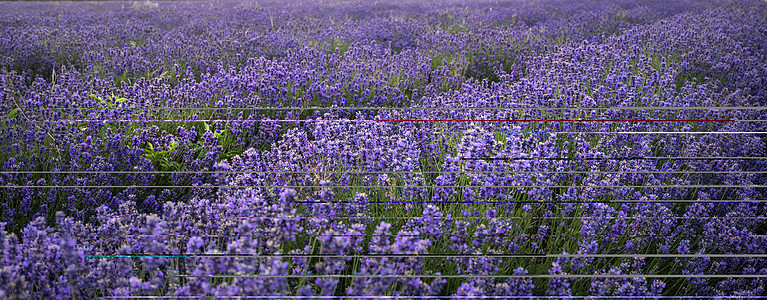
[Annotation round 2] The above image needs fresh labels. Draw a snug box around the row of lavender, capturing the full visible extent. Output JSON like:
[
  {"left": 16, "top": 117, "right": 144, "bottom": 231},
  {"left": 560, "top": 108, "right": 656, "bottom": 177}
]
[{"left": 1, "top": 0, "right": 767, "bottom": 298}]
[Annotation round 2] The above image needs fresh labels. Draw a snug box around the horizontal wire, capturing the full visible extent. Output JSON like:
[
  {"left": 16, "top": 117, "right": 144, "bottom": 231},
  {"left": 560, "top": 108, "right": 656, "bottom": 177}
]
[
  {"left": 43, "top": 106, "right": 767, "bottom": 110},
  {"left": 215, "top": 216, "right": 767, "bottom": 219},
  {"left": 38, "top": 128, "right": 767, "bottom": 138},
  {"left": 43, "top": 125, "right": 767, "bottom": 134},
  {"left": 85, "top": 254, "right": 767, "bottom": 258},
  {"left": 439, "top": 131, "right": 767, "bottom": 134},
  {"left": 297, "top": 200, "right": 767, "bottom": 204},
  {"left": 11, "top": 184, "right": 767, "bottom": 188},
  {"left": 48, "top": 119, "right": 764, "bottom": 122},
  {"left": 0, "top": 171, "right": 763, "bottom": 174},
  {"left": 97, "top": 296, "right": 767, "bottom": 299},
  {"left": 169, "top": 274, "right": 767, "bottom": 278},
  {"left": 95, "top": 234, "right": 761, "bottom": 238},
  {"left": 378, "top": 119, "right": 751, "bottom": 122},
  {"left": 41, "top": 120, "right": 767, "bottom": 134},
  {"left": 0, "top": 185, "right": 764, "bottom": 188},
  {"left": 460, "top": 156, "right": 767, "bottom": 160}
]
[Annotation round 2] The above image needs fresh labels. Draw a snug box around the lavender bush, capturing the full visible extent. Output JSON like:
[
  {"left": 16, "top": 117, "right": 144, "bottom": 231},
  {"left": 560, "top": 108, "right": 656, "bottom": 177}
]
[{"left": 1, "top": 0, "right": 767, "bottom": 298}]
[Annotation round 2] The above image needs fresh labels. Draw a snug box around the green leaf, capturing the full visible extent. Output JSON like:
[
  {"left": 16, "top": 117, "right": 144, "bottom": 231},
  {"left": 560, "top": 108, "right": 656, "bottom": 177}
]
[
  {"left": 88, "top": 94, "right": 100, "bottom": 104},
  {"left": 116, "top": 98, "right": 129, "bottom": 103},
  {"left": 6, "top": 108, "right": 18, "bottom": 119}
]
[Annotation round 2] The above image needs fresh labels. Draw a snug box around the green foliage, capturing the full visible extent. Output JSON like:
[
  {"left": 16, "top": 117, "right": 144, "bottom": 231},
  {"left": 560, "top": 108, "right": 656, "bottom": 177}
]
[
  {"left": 89, "top": 93, "right": 128, "bottom": 109},
  {"left": 5, "top": 108, "right": 19, "bottom": 120},
  {"left": 142, "top": 140, "right": 185, "bottom": 171},
  {"left": 332, "top": 37, "right": 351, "bottom": 55}
]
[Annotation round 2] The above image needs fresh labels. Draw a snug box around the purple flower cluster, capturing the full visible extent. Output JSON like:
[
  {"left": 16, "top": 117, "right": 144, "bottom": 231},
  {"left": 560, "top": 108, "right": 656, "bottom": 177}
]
[{"left": 1, "top": 0, "right": 767, "bottom": 298}]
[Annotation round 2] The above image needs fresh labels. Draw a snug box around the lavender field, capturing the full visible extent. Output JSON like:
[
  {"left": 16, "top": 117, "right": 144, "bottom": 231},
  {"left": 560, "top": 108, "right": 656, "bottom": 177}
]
[{"left": 1, "top": 0, "right": 767, "bottom": 298}]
